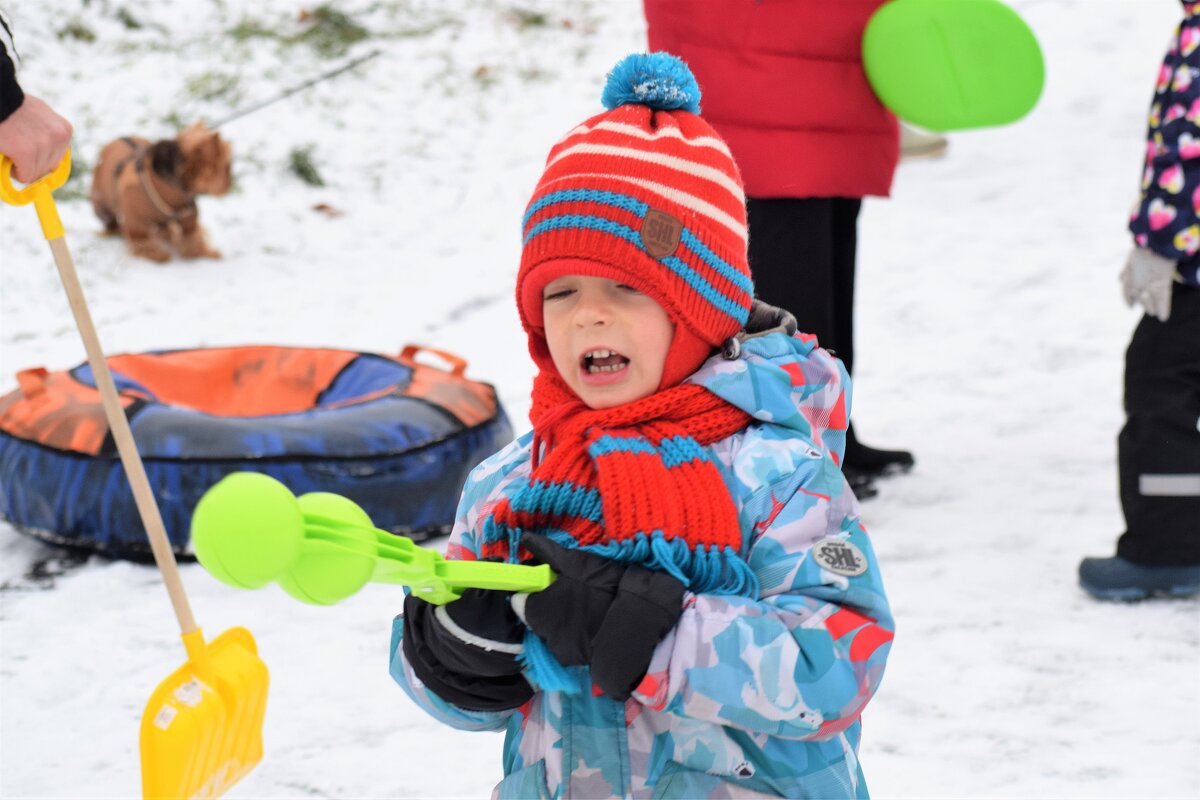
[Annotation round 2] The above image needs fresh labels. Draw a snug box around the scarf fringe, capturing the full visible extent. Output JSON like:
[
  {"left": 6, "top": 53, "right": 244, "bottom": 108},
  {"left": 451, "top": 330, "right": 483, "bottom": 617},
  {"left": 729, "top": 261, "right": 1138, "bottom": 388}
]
[
  {"left": 519, "top": 630, "right": 582, "bottom": 693},
  {"left": 589, "top": 531, "right": 759, "bottom": 597},
  {"left": 487, "top": 517, "right": 759, "bottom": 597},
  {"left": 481, "top": 516, "right": 523, "bottom": 559}
]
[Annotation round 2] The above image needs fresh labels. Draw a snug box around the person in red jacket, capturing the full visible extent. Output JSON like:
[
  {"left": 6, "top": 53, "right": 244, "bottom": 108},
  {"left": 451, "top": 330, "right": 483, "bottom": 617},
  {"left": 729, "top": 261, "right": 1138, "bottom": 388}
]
[{"left": 644, "top": 0, "right": 912, "bottom": 497}]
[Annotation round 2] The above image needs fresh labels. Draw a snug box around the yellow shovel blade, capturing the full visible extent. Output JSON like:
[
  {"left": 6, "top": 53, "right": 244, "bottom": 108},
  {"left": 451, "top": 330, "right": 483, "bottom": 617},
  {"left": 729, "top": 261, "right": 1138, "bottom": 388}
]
[{"left": 140, "top": 627, "right": 269, "bottom": 799}]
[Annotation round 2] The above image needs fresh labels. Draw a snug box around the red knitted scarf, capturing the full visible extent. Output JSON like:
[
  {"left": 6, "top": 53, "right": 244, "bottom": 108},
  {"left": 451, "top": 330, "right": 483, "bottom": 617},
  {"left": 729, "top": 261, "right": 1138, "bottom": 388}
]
[{"left": 480, "top": 371, "right": 757, "bottom": 595}]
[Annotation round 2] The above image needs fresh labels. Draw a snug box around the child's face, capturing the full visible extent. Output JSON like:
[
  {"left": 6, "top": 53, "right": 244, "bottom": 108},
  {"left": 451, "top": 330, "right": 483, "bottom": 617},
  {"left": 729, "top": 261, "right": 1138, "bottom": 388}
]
[{"left": 542, "top": 274, "right": 674, "bottom": 409}]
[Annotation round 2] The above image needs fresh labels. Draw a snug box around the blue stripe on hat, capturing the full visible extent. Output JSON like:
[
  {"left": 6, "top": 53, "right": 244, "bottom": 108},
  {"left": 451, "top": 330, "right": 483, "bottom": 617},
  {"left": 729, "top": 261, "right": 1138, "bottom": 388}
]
[
  {"left": 679, "top": 228, "right": 753, "bottom": 295},
  {"left": 526, "top": 188, "right": 751, "bottom": 300},
  {"left": 523, "top": 188, "right": 648, "bottom": 228},
  {"left": 524, "top": 213, "right": 749, "bottom": 324},
  {"left": 660, "top": 254, "right": 751, "bottom": 323}
]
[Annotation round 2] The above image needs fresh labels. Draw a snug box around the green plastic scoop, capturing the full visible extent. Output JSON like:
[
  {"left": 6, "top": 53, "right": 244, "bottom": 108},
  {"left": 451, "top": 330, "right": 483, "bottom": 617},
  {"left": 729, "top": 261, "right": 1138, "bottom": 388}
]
[
  {"left": 191, "top": 472, "right": 553, "bottom": 605},
  {"left": 862, "top": 0, "right": 1044, "bottom": 132}
]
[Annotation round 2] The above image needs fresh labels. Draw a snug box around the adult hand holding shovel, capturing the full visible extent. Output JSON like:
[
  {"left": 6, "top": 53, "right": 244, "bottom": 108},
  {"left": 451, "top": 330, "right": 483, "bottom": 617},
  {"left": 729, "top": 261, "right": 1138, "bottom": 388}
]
[{"left": 0, "top": 151, "right": 268, "bottom": 799}]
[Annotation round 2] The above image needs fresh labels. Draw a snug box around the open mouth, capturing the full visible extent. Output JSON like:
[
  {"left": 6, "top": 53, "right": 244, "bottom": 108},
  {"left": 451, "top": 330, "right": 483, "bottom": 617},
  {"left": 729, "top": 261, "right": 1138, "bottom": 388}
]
[{"left": 581, "top": 348, "right": 630, "bottom": 374}]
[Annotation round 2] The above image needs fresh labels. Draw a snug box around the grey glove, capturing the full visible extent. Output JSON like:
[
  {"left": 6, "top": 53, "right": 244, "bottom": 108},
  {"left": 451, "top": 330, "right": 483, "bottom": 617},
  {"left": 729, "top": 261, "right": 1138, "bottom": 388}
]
[
  {"left": 722, "top": 299, "right": 798, "bottom": 359},
  {"left": 1120, "top": 247, "right": 1178, "bottom": 322}
]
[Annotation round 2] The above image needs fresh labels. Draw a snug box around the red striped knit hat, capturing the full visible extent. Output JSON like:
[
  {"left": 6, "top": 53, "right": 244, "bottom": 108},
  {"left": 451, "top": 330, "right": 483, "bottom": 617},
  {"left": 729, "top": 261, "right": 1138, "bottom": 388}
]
[{"left": 518, "top": 52, "right": 754, "bottom": 390}]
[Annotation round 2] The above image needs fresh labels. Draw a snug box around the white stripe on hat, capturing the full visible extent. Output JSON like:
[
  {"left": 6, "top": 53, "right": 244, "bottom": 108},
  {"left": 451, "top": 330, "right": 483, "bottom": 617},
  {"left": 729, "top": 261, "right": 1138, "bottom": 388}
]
[
  {"left": 540, "top": 171, "right": 747, "bottom": 240},
  {"left": 546, "top": 142, "right": 745, "bottom": 205},
  {"left": 561, "top": 119, "right": 734, "bottom": 159}
]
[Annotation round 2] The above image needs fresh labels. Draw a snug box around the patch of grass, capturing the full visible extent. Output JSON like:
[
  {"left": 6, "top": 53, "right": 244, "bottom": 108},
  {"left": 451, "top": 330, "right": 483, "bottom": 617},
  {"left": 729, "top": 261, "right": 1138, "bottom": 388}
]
[
  {"left": 161, "top": 110, "right": 187, "bottom": 130},
  {"left": 294, "top": 5, "right": 371, "bottom": 57},
  {"left": 57, "top": 153, "right": 92, "bottom": 202},
  {"left": 227, "top": 6, "right": 371, "bottom": 58},
  {"left": 116, "top": 7, "right": 142, "bottom": 29},
  {"left": 385, "top": 21, "right": 453, "bottom": 39},
  {"left": 185, "top": 71, "right": 241, "bottom": 103},
  {"left": 288, "top": 145, "right": 325, "bottom": 186},
  {"left": 507, "top": 8, "right": 550, "bottom": 30},
  {"left": 57, "top": 18, "right": 97, "bottom": 42},
  {"left": 518, "top": 66, "right": 551, "bottom": 82},
  {"left": 228, "top": 17, "right": 277, "bottom": 43}
]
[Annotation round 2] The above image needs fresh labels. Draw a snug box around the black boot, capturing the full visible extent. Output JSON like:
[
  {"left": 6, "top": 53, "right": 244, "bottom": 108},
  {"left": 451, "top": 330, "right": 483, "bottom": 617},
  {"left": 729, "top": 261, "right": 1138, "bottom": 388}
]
[{"left": 843, "top": 424, "right": 914, "bottom": 480}]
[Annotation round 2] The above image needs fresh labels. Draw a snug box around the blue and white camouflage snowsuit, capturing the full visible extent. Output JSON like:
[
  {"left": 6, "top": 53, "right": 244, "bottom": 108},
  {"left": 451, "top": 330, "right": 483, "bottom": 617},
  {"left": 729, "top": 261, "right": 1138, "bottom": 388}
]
[{"left": 391, "top": 331, "right": 893, "bottom": 799}]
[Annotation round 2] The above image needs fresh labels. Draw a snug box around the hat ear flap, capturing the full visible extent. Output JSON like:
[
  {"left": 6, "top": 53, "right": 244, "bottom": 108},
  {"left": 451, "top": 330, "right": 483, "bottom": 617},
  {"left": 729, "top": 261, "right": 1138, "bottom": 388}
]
[{"left": 658, "top": 327, "right": 714, "bottom": 390}]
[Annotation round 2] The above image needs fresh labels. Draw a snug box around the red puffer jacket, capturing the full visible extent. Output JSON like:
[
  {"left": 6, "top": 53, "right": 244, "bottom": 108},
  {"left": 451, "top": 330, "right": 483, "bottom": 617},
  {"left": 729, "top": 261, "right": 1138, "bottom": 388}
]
[{"left": 645, "top": 0, "right": 899, "bottom": 199}]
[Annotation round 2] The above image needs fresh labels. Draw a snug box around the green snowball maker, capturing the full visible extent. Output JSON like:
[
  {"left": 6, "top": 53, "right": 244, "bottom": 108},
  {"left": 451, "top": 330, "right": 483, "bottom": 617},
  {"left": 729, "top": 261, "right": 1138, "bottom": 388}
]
[
  {"left": 191, "top": 472, "right": 554, "bottom": 605},
  {"left": 863, "top": 0, "right": 1044, "bottom": 132}
]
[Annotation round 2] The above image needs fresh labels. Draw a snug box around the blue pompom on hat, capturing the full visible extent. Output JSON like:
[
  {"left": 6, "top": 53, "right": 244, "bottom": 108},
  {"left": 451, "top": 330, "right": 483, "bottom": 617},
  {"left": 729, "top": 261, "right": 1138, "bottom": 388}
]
[{"left": 600, "top": 51, "right": 702, "bottom": 114}]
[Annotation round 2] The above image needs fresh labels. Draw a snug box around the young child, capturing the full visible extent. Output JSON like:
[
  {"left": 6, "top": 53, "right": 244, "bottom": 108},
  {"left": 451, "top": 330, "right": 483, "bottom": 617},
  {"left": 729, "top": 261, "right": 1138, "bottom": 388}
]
[
  {"left": 391, "top": 53, "right": 893, "bottom": 799},
  {"left": 1078, "top": 4, "right": 1200, "bottom": 600}
]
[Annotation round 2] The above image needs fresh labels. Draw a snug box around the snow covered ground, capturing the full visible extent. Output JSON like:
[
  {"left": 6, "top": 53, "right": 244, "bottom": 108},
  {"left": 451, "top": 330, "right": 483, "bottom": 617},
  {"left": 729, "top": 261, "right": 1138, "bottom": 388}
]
[{"left": 1, "top": 0, "right": 1197, "bottom": 797}]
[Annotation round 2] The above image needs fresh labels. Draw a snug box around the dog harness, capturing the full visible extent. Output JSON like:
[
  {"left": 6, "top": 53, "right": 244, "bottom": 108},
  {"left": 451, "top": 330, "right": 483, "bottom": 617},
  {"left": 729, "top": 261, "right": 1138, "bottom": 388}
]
[{"left": 110, "top": 137, "right": 197, "bottom": 224}]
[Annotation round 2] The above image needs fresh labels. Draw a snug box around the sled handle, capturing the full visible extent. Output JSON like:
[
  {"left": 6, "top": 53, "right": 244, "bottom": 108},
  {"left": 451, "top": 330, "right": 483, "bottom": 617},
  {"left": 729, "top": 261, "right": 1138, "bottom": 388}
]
[{"left": 398, "top": 344, "right": 467, "bottom": 378}]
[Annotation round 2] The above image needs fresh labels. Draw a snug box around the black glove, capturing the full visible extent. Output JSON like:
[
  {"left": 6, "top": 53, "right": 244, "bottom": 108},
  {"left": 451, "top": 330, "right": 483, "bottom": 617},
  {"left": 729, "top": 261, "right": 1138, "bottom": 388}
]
[
  {"left": 402, "top": 587, "right": 533, "bottom": 712},
  {"left": 516, "top": 534, "right": 685, "bottom": 701}
]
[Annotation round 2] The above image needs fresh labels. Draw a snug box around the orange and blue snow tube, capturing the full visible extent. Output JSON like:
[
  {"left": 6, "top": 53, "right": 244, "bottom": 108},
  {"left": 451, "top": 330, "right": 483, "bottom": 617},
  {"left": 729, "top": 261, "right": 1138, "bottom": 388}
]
[{"left": 0, "top": 344, "right": 513, "bottom": 558}]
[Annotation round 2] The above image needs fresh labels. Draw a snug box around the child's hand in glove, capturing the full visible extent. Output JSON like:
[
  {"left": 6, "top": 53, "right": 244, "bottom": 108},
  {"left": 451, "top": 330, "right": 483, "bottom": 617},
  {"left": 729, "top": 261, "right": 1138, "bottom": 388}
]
[
  {"left": 513, "top": 533, "right": 685, "bottom": 701},
  {"left": 1121, "top": 246, "right": 1178, "bottom": 321},
  {"left": 402, "top": 587, "right": 532, "bottom": 712}
]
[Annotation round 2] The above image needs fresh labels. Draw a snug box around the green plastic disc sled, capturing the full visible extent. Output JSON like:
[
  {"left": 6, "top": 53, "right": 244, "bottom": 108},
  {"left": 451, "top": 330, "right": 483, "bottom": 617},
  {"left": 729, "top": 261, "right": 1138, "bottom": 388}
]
[{"left": 863, "top": 0, "right": 1045, "bottom": 132}]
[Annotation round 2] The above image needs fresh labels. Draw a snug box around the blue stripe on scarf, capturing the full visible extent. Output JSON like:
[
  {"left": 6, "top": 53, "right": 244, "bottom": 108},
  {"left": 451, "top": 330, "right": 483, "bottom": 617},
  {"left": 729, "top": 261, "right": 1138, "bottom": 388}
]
[
  {"left": 507, "top": 478, "right": 604, "bottom": 524},
  {"left": 656, "top": 435, "right": 708, "bottom": 468},
  {"left": 590, "top": 434, "right": 708, "bottom": 469},
  {"left": 587, "top": 435, "right": 656, "bottom": 458}
]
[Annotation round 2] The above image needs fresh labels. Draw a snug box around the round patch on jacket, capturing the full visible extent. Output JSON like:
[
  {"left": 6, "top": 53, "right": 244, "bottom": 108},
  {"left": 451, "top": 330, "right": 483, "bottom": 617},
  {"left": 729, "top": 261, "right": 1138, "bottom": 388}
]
[{"left": 812, "top": 538, "right": 868, "bottom": 577}]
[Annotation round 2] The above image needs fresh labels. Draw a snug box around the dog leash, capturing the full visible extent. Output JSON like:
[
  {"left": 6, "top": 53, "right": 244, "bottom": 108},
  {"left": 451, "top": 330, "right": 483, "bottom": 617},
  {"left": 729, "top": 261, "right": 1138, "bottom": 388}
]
[{"left": 206, "top": 48, "right": 381, "bottom": 129}]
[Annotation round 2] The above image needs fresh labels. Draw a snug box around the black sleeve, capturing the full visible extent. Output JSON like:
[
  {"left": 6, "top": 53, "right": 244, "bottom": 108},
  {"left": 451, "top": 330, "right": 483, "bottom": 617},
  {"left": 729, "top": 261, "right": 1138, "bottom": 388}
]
[{"left": 0, "top": 11, "right": 25, "bottom": 122}]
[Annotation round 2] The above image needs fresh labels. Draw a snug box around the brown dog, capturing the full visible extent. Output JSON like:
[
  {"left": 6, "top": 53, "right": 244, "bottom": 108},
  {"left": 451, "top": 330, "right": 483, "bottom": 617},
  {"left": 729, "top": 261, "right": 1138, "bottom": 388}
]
[{"left": 90, "top": 122, "right": 232, "bottom": 262}]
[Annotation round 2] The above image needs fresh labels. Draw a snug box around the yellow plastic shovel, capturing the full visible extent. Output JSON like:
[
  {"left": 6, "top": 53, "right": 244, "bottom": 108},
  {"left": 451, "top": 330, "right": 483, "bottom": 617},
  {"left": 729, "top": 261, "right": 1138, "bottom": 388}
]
[{"left": 0, "top": 152, "right": 268, "bottom": 798}]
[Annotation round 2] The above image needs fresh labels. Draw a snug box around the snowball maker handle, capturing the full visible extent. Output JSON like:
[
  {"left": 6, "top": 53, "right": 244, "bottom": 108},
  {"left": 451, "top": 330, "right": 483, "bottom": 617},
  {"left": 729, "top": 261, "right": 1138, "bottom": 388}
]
[
  {"left": 304, "top": 512, "right": 555, "bottom": 604},
  {"left": 190, "top": 472, "right": 554, "bottom": 606}
]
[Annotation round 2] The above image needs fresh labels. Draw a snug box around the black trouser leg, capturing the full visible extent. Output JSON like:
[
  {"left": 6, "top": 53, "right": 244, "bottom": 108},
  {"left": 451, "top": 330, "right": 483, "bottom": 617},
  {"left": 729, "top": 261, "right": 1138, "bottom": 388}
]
[
  {"left": 745, "top": 197, "right": 862, "bottom": 367},
  {"left": 746, "top": 197, "right": 839, "bottom": 354},
  {"left": 1116, "top": 284, "right": 1200, "bottom": 566},
  {"left": 830, "top": 198, "right": 862, "bottom": 375}
]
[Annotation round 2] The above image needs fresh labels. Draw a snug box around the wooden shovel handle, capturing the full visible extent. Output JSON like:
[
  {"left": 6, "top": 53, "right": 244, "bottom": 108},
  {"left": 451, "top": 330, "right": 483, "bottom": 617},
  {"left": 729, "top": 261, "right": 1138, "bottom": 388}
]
[{"left": 47, "top": 237, "right": 198, "bottom": 634}]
